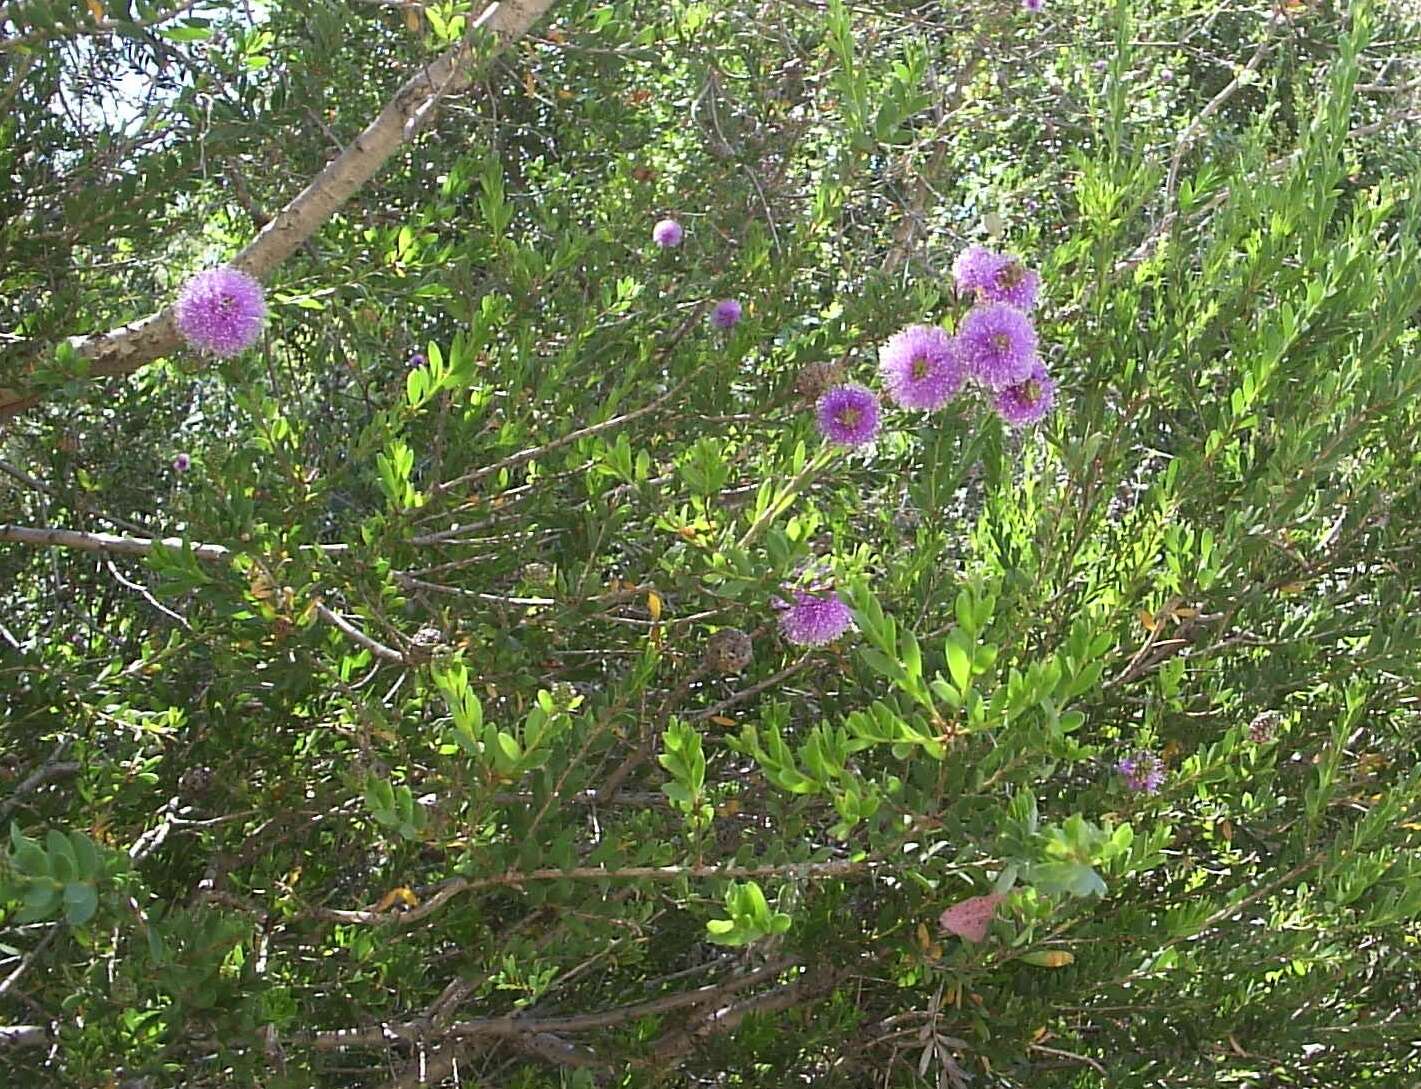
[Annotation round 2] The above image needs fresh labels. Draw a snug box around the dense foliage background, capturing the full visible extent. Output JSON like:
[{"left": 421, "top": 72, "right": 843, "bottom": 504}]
[{"left": 4, "top": 0, "right": 1421, "bottom": 1086}]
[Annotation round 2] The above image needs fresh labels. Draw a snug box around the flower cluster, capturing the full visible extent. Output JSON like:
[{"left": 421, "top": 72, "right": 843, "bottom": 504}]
[
  {"left": 808, "top": 245, "right": 1056, "bottom": 448},
  {"left": 652, "top": 217, "right": 684, "bottom": 248},
  {"left": 953, "top": 245, "right": 1055, "bottom": 426},
  {"left": 647, "top": 220, "right": 1060, "bottom": 650}
]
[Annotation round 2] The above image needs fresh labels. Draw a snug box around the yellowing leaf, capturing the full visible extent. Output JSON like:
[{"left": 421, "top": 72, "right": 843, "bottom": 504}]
[
  {"left": 85, "top": 0, "right": 105, "bottom": 19},
  {"left": 373, "top": 886, "right": 420, "bottom": 912},
  {"left": 249, "top": 567, "right": 276, "bottom": 603},
  {"left": 1138, "top": 609, "right": 1158, "bottom": 632},
  {"left": 1020, "top": 949, "right": 1074, "bottom": 968},
  {"left": 1278, "top": 581, "right": 1307, "bottom": 596},
  {"left": 647, "top": 591, "right": 662, "bottom": 622},
  {"left": 404, "top": 7, "right": 422, "bottom": 33},
  {"left": 710, "top": 715, "right": 736, "bottom": 727}
]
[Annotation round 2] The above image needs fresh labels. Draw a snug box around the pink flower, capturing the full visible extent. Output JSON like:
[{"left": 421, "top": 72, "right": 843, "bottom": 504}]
[{"left": 939, "top": 892, "right": 1004, "bottom": 943}]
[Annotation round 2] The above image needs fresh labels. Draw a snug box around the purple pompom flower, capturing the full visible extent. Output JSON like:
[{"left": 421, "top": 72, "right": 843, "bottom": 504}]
[
  {"left": 958, "top": 302, "right": 1038, "bottom": 389},
  {"left": 1117, "top": 750, "right": 1166, "bottom": 794},
  {"left": 993, "top": 357, "right": 1056, "bottom": 427},
  {"left": 652, "top": 218, "right": 684, "bottom": 248},
  {"left": 952, "top": 245, "right": 1005, "bottom": 297},
  {"left": 410, "top": 352, "right": 427, "bottom": 368},
  {"left": 816, "top": 383, "right": 880, "bottom": 447},
  {"left": 777, "top": 590, "right": 854, "bottom": 647},
  {"left": 878, "top": 323, "right": 967, "bottom": 411},
  {"left": 710, "top": 299, "right": 743, "bottom": 329},
  {"left": 174, "top": 266, "right": 266, "bottom": 358},
  {"left": 172, "top": 453, "right": 192, "bottom": 472},
  {"left": 953, "top": 246, "right": 1040, "bottom": 311},
  {"left": 1022, "top": 0, "right": 1044, "bottom": 11},
  {"left": 982, "top": 258, "right": 1041, "bottom": 312}
]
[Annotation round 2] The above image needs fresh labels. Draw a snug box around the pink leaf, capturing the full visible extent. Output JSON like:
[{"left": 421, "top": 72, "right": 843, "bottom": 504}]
[{"left": 938, "top": 893, "right": 1004, "bottom": 943}]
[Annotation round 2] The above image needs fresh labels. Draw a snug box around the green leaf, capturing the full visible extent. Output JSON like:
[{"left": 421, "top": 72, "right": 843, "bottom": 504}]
[
  {"left": 161, "top": 25, "right": 213, "bottom": 42},
  {"left": 46, "top": 830, "right": 77, "bottom": 884},
  {"left": 63, "top": 882, "right": 99, "bottom": 927},
  {"left": 16, "top": 882, "right": 61, "bottom": 923},
  {"left": 69, "top": 832, "right": 100, "bottom": 878},
  {"left": 10, "top": 826, "right": 48, "bottom": 877},
  {"left": 946, "top": 635, "right": 971, "bottom": 693}
]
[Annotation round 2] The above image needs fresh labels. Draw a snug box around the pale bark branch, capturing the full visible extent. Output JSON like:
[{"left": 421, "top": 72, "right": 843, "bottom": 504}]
[
  {"left": 0, "top": 0, "right": 559, "bottom": 420},
  {"left": 0, "top": 1024, "right": 50, "bottom": 1049},
  {"left": 0, "top": 523, "right": 236, "bottom": 562},
  {"left": 314, "top": 602, "right": 408, "bottom": 664}
]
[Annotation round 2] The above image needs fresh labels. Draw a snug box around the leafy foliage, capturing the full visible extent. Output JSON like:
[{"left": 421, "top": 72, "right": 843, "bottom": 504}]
[{"left": 4, "top": 0, "right": 1421, "bottom": 1086}]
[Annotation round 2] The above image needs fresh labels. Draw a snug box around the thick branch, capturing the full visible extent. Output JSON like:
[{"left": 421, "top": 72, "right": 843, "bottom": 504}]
[
  {"left": 0, "top": 0, "right": 559, "bottom": 420},
  {"left": 0, "top": 1025, "right": 50, "bottom": 1049},
  {"left": 0, "top": 523, "right": 236, "bottom": 562}
]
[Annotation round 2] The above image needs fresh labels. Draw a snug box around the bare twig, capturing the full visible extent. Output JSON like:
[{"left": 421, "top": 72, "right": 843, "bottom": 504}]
[
  {"left": 0, "top": 458, "right": 150, "bottom": 535},
  {"left": 314, "top": 602, "right": 407, "bottom": 664},
  {"left": 303, "top": 957, "right": 799, "bottom": 1053},
  {"left": 0, "top": 752, "right": 80, "bottom": 823},
  {"left": 1163, "top": 36, "right": 1272, "bottom": 213},
  {"left": 1028, "top": 1042, "right": 1108, "bottom": 1075},
  {"left": 310, "top": 858, "right": 873, "bottom": 927},
  {"left": 0, "top": 926, "right": 59, "bottom": 999},
  {"left": 432, "top": 373, "right": 695, "bottom": 495}
]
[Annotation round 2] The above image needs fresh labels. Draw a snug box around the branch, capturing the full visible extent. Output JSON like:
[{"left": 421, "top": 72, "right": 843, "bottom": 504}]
[
  {"left": 300, "top": 957, "right": 799, "bottom": 1052},
  {"left": 1163, "top": 36, "right": 1272, "bottom": 214},
  {"left": 0, "top": 0, "right": 560, "bottom": 420},
  {"left": 310, "top": 858, "right": 874, "bottom": 927},
  {"left": 0, "top": 523, "right": 236, "bottom": 562},
  {"left": 0, "top": 1025, "right": 50, "bottom": 1049},
  {"left": 0, "top": 521, "right": 494, "bottom": 559},
  {"left": 644, "top": 963, "right": 846, "bottom": 1065},
  {"left": 0, "top": 749, "right": 80, "bottom": 823},
  {"left": 314, "top": 602, "right": 407, "bottom": 665}
]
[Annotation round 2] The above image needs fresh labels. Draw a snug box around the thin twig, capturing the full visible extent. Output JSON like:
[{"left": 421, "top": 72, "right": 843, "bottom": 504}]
[
  {"left": 315, "top": 602, "right": 407, "bottom": 664},
  {"left": 310, "top": 858, "right": 874, "bottom": 927},
  {"left": 1164, "top": 36, "right": 1272, "bottom": 214}
]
